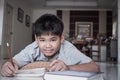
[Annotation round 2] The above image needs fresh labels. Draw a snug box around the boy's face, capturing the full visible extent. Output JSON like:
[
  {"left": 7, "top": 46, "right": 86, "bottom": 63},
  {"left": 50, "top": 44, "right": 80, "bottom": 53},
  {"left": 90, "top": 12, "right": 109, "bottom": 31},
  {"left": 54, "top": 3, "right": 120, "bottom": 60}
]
[{"left": 35, "top": 34, "right": 64, "bottom": 58}]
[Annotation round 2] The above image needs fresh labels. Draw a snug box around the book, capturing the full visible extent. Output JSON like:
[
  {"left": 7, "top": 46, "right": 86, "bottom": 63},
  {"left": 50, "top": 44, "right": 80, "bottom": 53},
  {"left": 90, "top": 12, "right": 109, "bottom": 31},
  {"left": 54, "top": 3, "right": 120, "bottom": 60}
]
[{"left": 44, "top": 70, "right": 104, "bottom": 80}]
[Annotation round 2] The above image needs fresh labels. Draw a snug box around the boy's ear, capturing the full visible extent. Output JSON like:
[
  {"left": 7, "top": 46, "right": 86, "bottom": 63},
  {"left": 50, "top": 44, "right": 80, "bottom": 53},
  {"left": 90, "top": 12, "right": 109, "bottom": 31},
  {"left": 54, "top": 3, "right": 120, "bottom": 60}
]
[
  {"left": 35, "top": 35, "right": 39, "bottom": 44},
  {"left": 61, "top": 35, "right": 64, "bottom": 43},
  {"left": 35, "top": 35, "right": 38, "bottom": 41}
]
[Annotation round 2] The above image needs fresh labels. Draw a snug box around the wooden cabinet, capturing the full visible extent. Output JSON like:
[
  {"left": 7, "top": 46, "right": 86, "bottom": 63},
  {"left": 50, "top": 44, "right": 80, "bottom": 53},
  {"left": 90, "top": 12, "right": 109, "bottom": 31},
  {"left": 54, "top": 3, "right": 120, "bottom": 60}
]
[{"left": 92, "top": 45, "right": 106, "bottom": 61}]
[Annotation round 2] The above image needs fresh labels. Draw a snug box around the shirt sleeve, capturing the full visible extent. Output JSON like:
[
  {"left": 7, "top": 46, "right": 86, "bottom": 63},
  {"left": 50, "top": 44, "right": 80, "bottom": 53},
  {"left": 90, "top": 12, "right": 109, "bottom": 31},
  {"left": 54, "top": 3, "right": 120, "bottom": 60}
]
[
  {"left": 68, "top": 46, "right": 92, "bottom": 64},
  {"left": 59, "top": 41, "right": 92, "bottom": 65},
  {"left": 13, "top": 42, "right": 38, "bottom": 67}
]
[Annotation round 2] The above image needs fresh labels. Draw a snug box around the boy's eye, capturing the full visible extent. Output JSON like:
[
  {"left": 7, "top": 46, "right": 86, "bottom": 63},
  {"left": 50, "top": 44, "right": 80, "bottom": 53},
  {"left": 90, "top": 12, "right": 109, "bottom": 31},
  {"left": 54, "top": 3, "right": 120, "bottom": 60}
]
[
  {"left": 39, "top": 39, "right": 45, "bottom": 42},
  {"left": 51, "top": 39, "right": 56, "bottom": 41}
]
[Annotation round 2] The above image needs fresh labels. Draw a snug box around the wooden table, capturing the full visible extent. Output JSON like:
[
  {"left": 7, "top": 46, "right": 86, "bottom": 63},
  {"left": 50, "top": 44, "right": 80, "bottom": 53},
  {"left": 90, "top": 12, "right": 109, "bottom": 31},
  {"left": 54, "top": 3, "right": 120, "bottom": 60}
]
[
  {"left": 72, "top": 40, "right": 93, "bottom": 58},
  {"left": 72, "top": 40, "right": 87, "bottom": 50}
]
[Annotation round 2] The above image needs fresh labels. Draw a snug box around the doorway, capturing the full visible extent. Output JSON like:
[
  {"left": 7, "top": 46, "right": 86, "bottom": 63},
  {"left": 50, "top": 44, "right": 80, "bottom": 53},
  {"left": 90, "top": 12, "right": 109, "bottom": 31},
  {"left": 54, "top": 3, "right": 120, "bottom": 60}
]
[{"left": 1, "top": 3, "right": 13, "bottom": 59}]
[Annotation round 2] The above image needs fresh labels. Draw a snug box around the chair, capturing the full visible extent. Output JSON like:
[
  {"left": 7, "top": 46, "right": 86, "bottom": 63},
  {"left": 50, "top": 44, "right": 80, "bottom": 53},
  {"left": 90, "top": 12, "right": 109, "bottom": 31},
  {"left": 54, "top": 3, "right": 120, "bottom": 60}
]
[
  {"left": 81, "top": 42, "right": 92, "bottom": 57},
  {"left": 90, "top": 38, "right": 101, "bottom": 61},
  {"left": 81, "top": 37, "right": 101, "bottom": 62}
]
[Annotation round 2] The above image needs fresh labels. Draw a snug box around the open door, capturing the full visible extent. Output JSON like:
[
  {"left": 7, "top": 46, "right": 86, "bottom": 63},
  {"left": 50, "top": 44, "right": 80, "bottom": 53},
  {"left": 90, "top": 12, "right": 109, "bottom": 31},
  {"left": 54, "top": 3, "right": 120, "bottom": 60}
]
[{"left": 1, "top": 4, "right": 13, "bottom": 59}]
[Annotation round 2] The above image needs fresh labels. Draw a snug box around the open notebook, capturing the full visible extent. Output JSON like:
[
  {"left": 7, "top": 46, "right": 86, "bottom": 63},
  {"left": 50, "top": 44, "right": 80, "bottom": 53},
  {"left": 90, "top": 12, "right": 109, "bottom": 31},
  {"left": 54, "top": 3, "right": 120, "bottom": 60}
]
[{"left": 15, "top": 68, "right": 45, "bottom": 77}]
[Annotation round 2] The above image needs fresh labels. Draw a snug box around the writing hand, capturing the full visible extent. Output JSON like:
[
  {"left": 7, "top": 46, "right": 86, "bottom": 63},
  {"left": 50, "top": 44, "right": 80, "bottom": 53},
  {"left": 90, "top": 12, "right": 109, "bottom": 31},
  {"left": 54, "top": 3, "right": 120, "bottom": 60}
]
[{"left": 1, "top": 61, "right": 18, "bottom": 77}]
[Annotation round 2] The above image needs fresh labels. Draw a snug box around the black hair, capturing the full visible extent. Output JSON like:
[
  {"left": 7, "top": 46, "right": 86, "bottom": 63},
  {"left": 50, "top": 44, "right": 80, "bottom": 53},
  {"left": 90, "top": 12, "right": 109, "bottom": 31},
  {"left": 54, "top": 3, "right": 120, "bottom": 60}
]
[{"left": 33, "top": 14, "right": 64, "bottom": 37}]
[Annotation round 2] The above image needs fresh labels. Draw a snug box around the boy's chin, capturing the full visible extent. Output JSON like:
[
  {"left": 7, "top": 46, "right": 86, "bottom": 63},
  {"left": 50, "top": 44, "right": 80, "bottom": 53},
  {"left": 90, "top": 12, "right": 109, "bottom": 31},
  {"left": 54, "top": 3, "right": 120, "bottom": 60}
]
[{"left": 44, "top": 54, "right": 55, "bottom": 58}]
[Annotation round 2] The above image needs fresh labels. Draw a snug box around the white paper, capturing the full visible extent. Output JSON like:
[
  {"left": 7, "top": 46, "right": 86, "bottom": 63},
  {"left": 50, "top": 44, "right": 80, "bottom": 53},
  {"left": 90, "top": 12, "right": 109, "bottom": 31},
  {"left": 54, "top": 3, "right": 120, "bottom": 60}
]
[{"left": 15, "top": 68, "right": 45, "bottom": 77}]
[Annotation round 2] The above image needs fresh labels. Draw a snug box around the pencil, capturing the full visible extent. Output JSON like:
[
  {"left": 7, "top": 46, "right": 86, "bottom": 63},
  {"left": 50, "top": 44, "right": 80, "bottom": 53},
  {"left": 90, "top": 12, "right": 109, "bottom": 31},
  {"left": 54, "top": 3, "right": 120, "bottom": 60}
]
[{"left": 6, "top": 43, "right": 14, "bottom": 67}]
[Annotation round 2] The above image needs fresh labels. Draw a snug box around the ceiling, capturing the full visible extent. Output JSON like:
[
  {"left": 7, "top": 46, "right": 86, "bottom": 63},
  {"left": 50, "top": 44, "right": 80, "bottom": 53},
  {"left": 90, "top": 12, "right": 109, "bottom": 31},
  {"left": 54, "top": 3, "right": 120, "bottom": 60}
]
[{"left": 27, "top": 0, "right": 114, "bottom": 10}]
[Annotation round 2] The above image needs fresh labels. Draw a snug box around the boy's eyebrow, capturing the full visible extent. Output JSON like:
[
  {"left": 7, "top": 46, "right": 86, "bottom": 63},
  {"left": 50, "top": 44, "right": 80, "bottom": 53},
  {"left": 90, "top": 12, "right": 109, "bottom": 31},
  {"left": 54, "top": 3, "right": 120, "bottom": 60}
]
[{"left": 50, "top": 36, "right": 57, "bottom": 39}]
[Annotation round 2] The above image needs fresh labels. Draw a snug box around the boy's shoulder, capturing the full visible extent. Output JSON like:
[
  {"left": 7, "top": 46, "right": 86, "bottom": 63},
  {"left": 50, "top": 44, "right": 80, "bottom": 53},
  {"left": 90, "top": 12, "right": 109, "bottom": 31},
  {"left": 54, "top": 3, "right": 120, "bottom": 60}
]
[
  {"left": 25, "top": 41, "right": 38, "bottom": 49},
  {"left": 61, "top": 40, "right": 74, "bottom": 48}
]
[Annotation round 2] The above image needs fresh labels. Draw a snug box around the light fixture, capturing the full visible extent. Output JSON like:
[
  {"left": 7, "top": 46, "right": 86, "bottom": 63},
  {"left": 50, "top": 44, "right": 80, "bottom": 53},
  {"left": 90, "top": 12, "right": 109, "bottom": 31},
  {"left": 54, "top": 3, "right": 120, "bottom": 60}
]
[{"left": 46, "top": 0, "right": 98, "bottom": 7}]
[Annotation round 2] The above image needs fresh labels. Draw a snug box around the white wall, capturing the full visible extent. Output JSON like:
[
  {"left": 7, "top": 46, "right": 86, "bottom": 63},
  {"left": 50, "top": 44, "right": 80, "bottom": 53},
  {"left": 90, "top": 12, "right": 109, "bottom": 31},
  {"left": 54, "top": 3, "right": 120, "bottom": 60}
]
[
  {"left": 1, "top": 0, "right": 33, "bottom": 58},
  {"left": 0, "top": 0, "right": 4, "bottom": 59},
  {"left": 118, "top": 0, "right": 120, "bottom": 64},
  {"left": 0, "top": 0, "right": 4, "bottom": 45},
  {"left": 62, "top": 11, "right": 70, "bottom": 39},
  {"left": 117, "top": 0, "right": 120, "bottom": 79},
  {"left": 32, "top": 9, "right": 56, "bottom": 23}
]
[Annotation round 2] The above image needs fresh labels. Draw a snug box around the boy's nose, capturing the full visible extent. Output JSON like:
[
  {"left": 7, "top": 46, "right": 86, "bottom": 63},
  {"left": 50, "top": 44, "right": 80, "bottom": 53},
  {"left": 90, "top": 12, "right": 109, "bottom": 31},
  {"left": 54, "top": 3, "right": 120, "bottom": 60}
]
[{"left": 46, "top": 42, "right": 52, "bottom": 48}]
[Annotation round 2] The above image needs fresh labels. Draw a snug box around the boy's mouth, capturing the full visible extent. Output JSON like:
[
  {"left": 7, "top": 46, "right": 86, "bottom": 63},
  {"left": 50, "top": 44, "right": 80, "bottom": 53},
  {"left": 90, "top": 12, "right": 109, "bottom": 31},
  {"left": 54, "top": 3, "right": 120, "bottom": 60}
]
[{"left": 44, "top": 49, "right": 53, "bottom": 53}]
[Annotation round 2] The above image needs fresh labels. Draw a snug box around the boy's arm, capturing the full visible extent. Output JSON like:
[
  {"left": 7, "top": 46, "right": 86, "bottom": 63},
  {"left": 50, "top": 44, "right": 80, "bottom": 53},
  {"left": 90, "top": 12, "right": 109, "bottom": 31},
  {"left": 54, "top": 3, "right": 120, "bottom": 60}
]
[
  {"left": 68, "top": 61, "right": 100, "bottom": 72},
  {"left": 49, "top": 60, "right": 99, "bottom": 72}
]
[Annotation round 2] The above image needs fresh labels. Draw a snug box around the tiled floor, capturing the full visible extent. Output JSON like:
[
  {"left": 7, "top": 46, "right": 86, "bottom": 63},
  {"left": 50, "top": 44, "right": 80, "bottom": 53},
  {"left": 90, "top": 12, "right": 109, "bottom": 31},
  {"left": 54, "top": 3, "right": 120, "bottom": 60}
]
[
  {"left": 0, "top": 60, "right": 120, "bottom": 80},
  {"left": 97, "top": 62, "right": 120, "bottom": 80}
]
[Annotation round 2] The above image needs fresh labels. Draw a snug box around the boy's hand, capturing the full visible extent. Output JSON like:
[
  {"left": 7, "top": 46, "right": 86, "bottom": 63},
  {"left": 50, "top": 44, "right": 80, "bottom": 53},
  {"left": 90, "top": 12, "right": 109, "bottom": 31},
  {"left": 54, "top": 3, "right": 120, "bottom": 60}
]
[
  {"left": 1, "top": 61, "right": 18, "bottom": 77},
  {"left": 49, "top": 60, "right": 69, "bottom": 72}
]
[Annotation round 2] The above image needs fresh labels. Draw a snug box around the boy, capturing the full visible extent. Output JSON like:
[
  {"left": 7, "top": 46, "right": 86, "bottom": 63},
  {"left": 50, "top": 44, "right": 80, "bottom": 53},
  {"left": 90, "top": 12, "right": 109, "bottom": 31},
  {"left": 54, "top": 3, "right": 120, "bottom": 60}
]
[{"left": 1, "top": 14, "right": 99, "bottom": 77}]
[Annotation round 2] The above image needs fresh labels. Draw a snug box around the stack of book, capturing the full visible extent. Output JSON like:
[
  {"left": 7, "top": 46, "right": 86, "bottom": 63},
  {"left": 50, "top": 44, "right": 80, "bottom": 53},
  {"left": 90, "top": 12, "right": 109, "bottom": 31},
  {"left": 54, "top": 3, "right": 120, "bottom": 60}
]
[{"left": 15, "top": 68, "right": 104, "bottom": 80}]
